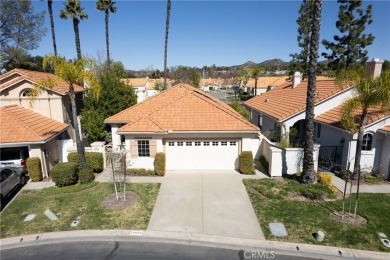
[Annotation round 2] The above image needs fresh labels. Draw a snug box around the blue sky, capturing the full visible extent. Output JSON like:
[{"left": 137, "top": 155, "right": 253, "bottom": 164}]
[{"left": 31, "top": 0, "right": 390, "bottom": 70}]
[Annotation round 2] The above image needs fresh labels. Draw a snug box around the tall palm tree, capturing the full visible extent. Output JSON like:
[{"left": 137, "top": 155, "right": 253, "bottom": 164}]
[
  {"left": 337, "top": 67, "right": 390, "bottom": 178},
  {"left": 32, "top": 55, "right": 100, "bottom": 169},
  {"left": 163, "top": 0, "right": 171, "bottom": 90},
  {"left": 251, "top": 66, "right": 262, "bottom": 96},
  {"left": 48, "top": 0, "right": 58, "bottom": 56},
  {"left": 302, "top": 0, "right": 322, "bottom": 184},
  {"left": 60, "top": 0, "right": 88, "bottom": 60},
  {"left": 96, "top": 0, "right": 117, "bottom": 66}
]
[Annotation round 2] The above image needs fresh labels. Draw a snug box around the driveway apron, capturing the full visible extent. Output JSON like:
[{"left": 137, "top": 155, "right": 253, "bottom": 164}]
[{"left": 147, "top": 171, "right": 265, "bottom": 240}]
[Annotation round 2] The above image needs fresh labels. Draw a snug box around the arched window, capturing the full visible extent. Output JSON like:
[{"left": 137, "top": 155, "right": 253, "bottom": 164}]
[
  {"left": 20, "top": 89, "right": 33, "bottom": 97},
  {"left": 362, "top": 133, "right": 373, "bottom": 151}
]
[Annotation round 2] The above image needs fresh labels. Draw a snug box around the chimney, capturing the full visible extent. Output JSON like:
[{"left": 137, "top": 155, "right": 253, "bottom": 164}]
[
  {"left": 366, "top": 58, "right": 384, "bottom": 79},
  {"left": 292, "top": 71, "right": 301, "bottom": 88}
]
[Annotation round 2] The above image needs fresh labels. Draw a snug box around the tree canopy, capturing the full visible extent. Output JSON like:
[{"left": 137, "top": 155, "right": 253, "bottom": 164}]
[
  {"left": 80, "top": 69, "right": 137, "bottom": 143},
  {"left": 0, "top": 0, "right": 46, "bottom": 70},
  {"left": 322, "top": 0, "right": 374, "bottom": 71}
]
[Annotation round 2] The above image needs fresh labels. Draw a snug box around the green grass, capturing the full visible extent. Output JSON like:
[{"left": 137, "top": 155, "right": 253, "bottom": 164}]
[
  {"left": 244, "top": 178, "right": 390, "bottom": 252},
  {"left": 0, "top": 182, "right": 160, "bottom": 238}
]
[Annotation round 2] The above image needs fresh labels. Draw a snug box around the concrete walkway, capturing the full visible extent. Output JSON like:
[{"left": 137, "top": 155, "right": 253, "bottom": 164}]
[
  {"left": 324, "top": 171, "right": 390, "bottom": 194},
  {"left": 147, "top": 170, "right": 265, "bottom": 240}
]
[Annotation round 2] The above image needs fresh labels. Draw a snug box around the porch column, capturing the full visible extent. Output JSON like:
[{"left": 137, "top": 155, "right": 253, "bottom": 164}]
[{"left": 111, "top": 124, "right": 121, "bottom": 151}]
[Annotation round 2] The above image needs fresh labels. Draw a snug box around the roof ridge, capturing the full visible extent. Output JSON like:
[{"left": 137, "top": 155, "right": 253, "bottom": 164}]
[
  {"left": 2, "top": 106, "right": 43, "bottom": 140},
  {"left": 189, "top": 90, "right": 258, "bottom": 130}
]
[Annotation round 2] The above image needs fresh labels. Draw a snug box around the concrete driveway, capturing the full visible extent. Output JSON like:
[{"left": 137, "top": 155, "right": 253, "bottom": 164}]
[{"left": 147, "top": 171, "right": 265, "bottom": 240}]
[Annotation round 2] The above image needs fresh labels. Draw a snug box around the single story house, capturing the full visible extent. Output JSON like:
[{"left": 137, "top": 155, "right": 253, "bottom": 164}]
[
  {"left": 0, "top": 68, "right": 84, "bottom": 142},
  {"left": 104, "top": 84, "right": 259, "bottom": 170},
  {"left": 0, "top": 105, "right": 68, "bottom": 177},
  {"left": 121, "top": 78, "right": 173, "bottom": 103}
]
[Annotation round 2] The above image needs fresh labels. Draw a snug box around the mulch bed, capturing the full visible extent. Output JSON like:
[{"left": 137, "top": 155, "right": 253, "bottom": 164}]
[
  {"left": 330, "top": 211, "right": 367, "bottom": 225},
  {"left": 101, "top": 191, "right": 139, "bottom": 209}
]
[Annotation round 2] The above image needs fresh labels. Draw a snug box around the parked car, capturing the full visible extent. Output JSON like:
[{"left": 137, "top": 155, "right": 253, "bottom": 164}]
[
  {"left": 0, "top": 147, "right": 29, "bottom": 169},
  {"left": 0, "top": 167, "right": 27, "bottom": 210}
]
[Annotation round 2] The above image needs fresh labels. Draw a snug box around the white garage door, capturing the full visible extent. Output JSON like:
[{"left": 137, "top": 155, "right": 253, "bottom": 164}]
[{"left": 165, "top": 140, "right": 239, "bottom": 170}]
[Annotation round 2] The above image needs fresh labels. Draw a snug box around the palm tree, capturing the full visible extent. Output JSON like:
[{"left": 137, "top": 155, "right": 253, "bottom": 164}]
[
  {"left": 163, "top": 0, "right": 171, "bottom": 90},
  {"left": 32, "top": 55, "right": 100, "bottom": 169},
  {"left": 337, "top": 67, "right": 390, "bottom": 178},
  {"left": 302, "top": 0, "right": 322, "bottom": 184},
  {"left": 47, "top": 0, "right": 57, "bottom": 56},
  {"left": 96, "top": 0, "right": 117, "bottom": 66},
  {"left": 60, "top": 0, "right": 88, "bottom": 60},
  {"left": 251, "top": 66, "right": 262, "bottom": 96}
]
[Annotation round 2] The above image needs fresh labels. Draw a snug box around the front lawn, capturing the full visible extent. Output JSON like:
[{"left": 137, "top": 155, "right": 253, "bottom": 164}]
[
  {"left": 244, "top": 178, "right": 390, "bottom": 252},
  {"left": 0, "top": 182, "right": 160, "bottom": 238}
]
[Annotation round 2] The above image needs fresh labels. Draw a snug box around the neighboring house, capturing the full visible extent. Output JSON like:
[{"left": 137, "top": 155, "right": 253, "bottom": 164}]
[
  {"left": 315, "top": 104, "right": 390, "bottom": 177},
  {"left": 245, "top": 76, "right": 290, "bottom": 95},
  {"left": 121, "top": 78, "right": 173, "bottom": 103},
  {"left": 104, "top": 84, "right": 259, "bottom": 170},
  {"left": 0, "top": 105, "right": 68, "bottom": 177},
  {"left": 244, "top": 59, "right": 390, "bottom": 178},
  {"left": 0, "top": 68, "right": 84, "bottom": 142}
]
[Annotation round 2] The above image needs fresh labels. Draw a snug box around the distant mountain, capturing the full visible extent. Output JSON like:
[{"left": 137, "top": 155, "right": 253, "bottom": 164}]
[{"left": 231, "top": 59, "right": 289, "bottom": 70}]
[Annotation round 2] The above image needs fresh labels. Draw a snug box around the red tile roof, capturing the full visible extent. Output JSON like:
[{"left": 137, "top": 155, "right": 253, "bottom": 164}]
[
  {"left": 105, "top": 84, "right": 258, "bottom": 133},
  {"left": 380, "top": 125, "right": 390, "bottom": 132},
  {"left": 244, "top": 78, "right": 349, "bottom": 121},
  {"left": 315, "top": 104, "right": 389, "bottom": 129},
  {"left": 0, "top": 69, "right": 84, "bottom": 95},
  {"left": 0, "top": 105, "right": 68, "bottom": 143}
]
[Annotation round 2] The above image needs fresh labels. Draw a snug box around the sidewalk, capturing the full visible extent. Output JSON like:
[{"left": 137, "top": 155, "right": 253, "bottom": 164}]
[
  {"left": 0, "top": 230, "right": 388, "bottom": 260},
  {"left": 94, "top": 168, "right": 163, "bottom": 183},
  {"left": 331, "top": 174, "right": 390, "bottom": 193}
]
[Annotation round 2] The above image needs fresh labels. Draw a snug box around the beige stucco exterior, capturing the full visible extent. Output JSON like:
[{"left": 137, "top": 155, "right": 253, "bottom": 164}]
[{"left": 0, "top": 80, "right": 83, "bottom": 141}]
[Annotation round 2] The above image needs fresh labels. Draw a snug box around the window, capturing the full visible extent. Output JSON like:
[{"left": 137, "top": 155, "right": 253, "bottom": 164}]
[
  {"left": 362, "top": 133, "right": 373, "bottom": 151},
  {"left": 316, "top": 123, "right": 322, "bottom": 139},
  {"left": 137, "top": 140, "right": 150, "bottom": 157},
  {"left": 221, "top": 141, "right": 227, "bottom": 146},
  {"left": 195, "top": 141, "right": 201, "bottom": 146},
  {"left": 257, "top": 114, "right": 262, "bottom": 128},
  {"left": 177, "top": 142, "right": 183, "bottom": 146},
  {"left": 230, "top": 141, "right": 236, "bottom": 146},
  {"left": 212, "top": 141, "right": 218, "bottom": 146},
  {"left": 168, "top": 142, "right": 175, "bottom": 146},
  {"left": 186, "top": 142, "right": 192, "bottom": 146},
  {"left": 20, "top": 89, "right": 33, "bottom": 97},
  {"left": 204, "top": 141, "right": 210, "bottom": 146}
]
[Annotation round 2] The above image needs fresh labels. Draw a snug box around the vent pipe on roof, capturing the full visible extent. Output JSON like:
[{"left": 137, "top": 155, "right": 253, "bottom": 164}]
[
  {"left": 292, "top": 72, "right": 301, "bottom": 88},
  {"left": 366, "top": 58, "right": 384, "bottom": 79}
]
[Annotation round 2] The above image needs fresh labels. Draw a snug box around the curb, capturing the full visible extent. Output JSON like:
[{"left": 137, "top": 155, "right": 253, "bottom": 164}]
[{"left": 1, "top": 230, "right": 389, "bottom": 259}]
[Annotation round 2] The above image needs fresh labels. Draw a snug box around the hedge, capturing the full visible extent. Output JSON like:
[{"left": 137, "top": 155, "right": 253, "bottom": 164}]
[
  {"left": 79, "top": 168, "right": 95, "bottom": 184},
  {"left": 259, "top": 155, "right": 269, "bottom": 174},
  {"left": 239, "top": 151, "right": 255, "bottom": 175},
  {"left": 126, "top": 168, "right": 155, "bottom": 176},
  {"left": 51, "top": 162, "right": 78, "bottom": 187},
  {"left": 67, "top": 152, "right": 103, "bottom": 173},
  {"left": 154, "top": 153, "right": 166, "bottom": 176},
  {"left": 26, "top": 157, "right": 42, "bottom": 182}
]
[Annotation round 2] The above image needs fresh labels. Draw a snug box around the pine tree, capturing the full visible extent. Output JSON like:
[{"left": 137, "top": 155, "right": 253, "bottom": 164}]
[
  {"left": 322, "top": 0, "right": 374, "bottom": 71},
  {"left": 289, "top": 0, "right": 313, "bottom": 80}
]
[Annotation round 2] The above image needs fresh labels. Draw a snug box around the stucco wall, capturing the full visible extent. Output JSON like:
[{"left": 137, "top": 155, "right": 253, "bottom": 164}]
[{"left": 379, "top": 135, "right": 390, "bottom": 178}]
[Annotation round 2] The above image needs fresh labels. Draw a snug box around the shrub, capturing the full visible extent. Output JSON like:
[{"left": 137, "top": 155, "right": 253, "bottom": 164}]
[
  {"left": 318, "top": 172, "right": 338, "bottom": 194},
  {"left": 51, "top": 162, "right": 78, "bottom": 187},
  {"left": 363, "top": 172, "right": 385, "bottom": 184},
  {"left": 154, "top": 153, "right": 166, "bottom": 176},
  {"left": 239, "top": 151, "right": 255, "bottom": 175},
  {"left": 79, "top": 168, "right": 95, "bottom": 184},
  {"left": 26, "top": 157, "right": 42, "bottom": 182},
  {"left": 126, "top": 168, "right": 155, "bottom": 176},
  {"left": 338, "top": 169, "right": 352, "bottom": 180},
  {"left": 67, "top": 152, "right": 103, "bottom": 173}
]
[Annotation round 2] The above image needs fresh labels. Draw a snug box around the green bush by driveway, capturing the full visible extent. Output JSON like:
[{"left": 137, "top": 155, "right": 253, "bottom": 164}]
[{"left": 0, "top": 182, "right": 160, "bottom": 238}]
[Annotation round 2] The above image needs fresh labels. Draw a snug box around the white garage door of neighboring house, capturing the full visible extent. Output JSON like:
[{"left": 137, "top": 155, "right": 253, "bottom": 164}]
[{"left": 165, "top": 140, "right": 239, "bottom": 170}]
